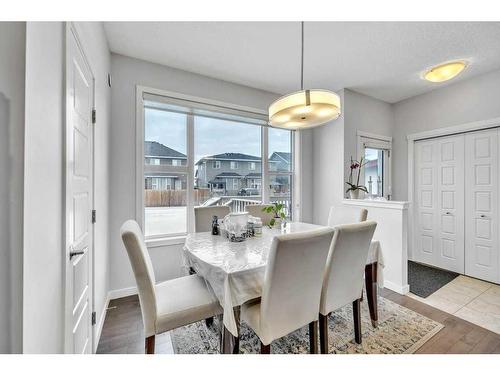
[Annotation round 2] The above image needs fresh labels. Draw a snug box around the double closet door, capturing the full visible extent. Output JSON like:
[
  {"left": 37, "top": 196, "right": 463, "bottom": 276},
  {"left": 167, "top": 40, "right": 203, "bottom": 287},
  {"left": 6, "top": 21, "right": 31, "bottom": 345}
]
[{"left": 414, "top": 128, "right": 500, "bottom": 283}]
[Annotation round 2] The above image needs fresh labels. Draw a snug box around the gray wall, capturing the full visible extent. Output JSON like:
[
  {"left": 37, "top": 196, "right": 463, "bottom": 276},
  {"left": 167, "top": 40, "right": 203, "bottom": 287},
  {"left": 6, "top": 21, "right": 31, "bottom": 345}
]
[
  {"left": 343, "top": 89, "right": 394, "bottom": 189},
  {"left": 0, "top": 22, "right": 25, "bottom": 354},
  {"left": 109, "top": 53, "right": 281, "bottom": 292},
  {"left": 23, "top": 22, "right": 110, "bottom": 353},
  {"left": 311, "top": 90, "right": 345, "bottom": 225},
  {"left": 392, "top": 68, "right": 500, "bottom": 201}
]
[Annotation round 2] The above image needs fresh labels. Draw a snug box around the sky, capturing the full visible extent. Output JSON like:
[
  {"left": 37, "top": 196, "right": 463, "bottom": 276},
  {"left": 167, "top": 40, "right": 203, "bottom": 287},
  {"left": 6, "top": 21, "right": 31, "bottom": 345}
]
[{"left": 144, "top": 108, "right": 292, "bottom": 163}]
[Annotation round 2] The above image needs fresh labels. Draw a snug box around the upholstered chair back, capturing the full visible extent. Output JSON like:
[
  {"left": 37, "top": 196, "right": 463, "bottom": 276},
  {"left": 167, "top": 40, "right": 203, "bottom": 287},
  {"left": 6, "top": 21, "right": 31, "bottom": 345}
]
[
  {"left": 245, "top": 204, "right": 275, "bottom": 226},
  {"left": 194, "top": 206, "right": 230, "bottom": 232},
  {"left": 320, "top": 221, "right": 377, "bottom": 315},
  {"left": 327, "top": 205, "right": 368, "bottom": 227},
  {"left": 120, "top": 220, "right": 158, "bottom": 337},
  {"left": 259, "top": 228, "right": 335, "bottom": 344}
]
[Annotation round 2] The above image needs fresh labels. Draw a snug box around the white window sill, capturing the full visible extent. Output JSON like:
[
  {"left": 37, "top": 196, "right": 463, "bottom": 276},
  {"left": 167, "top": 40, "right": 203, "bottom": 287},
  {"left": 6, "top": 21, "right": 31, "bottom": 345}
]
[
  {"left": 342, "top": 199, "right": 409, "bottom": 210},
  {"left": 145, "top": 235, "right": 187, "bottom": 248}
]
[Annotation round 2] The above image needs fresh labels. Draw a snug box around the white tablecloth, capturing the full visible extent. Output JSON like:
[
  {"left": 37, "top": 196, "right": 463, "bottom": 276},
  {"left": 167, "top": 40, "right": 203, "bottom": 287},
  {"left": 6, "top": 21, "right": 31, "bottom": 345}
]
[{"left": 183, "top": 222, "right": 384, "bottom": 336}]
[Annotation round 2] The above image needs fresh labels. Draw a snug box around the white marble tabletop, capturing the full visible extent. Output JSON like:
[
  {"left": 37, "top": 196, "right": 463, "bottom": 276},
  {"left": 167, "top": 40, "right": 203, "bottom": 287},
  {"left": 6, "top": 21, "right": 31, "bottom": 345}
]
[{"left": 183, "top": 222, "right": 384, "bottom": 336}]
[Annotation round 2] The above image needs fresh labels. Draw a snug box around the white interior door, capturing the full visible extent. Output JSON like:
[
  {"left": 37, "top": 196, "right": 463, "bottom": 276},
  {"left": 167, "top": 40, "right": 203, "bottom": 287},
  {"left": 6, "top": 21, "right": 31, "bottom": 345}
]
[
  {"left": 64, "top": 25, "right": 94, "bottom": 354},
  {"left": 436, "top": 135, "right": 465, "bottom": 273},
  {"left": 465, "top": 129, "right": 499, "bottom": 283},
  {"left": 414, "top": 135, "right": 465, "bottom": 273},
  {"left": 414, "top": 139, "right": 439, "bottom": 266}
]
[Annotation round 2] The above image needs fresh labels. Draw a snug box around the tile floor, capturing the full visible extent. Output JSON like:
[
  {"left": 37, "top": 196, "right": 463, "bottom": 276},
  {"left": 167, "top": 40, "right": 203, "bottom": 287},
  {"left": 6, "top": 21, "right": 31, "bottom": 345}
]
[{"left": 408, "top": 275, "right": 500, "bottom": 334}]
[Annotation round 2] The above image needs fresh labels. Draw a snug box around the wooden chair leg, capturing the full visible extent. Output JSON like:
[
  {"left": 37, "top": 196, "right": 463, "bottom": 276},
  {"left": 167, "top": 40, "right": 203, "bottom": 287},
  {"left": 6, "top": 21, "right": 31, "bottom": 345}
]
[
  {"left": 309, "top": 321, "right": 318, "bottom": 354},
  {"left": 353, "top": 299, "right": 362, "bottom": 344},
  {"left": 260, "top": 341, "right": 271, "bottom": 354},
  {"left": 319, "top": 313, "right": 328, "bottom": 354},
  {"left": 145, "top": 335, "right": 155, "bottom": 354},
  {"left": 365, "top": 262, "right": 379, "bottom": 328},
  {"left": 205, "top": 316, "right": 214, "bottom": 327}
]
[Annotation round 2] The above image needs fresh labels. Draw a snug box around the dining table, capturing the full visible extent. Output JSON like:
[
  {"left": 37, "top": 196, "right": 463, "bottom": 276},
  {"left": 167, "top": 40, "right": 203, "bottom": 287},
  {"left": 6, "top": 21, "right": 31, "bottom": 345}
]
[{"left": 183, "top": 221, "right": 384, "bottom": 354}]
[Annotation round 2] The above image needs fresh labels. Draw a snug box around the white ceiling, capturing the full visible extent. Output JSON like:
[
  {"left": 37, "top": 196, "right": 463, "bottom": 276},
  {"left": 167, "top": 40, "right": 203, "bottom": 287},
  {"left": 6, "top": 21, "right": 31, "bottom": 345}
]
[{"left": 104, "top": 22, "right": 500, "bottom": 103}]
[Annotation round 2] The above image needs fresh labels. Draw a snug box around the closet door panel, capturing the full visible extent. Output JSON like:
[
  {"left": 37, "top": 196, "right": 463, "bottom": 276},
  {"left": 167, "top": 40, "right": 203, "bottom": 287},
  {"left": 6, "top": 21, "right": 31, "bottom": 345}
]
[
  {"left": 436, "top": 135, "right": 465, "bottom": 273},
  {"left": 414, "top": 140, "right": 439, "bottom": 266},
  {"left": 465, "top": 129, "right": 499, "bottom": 283}
]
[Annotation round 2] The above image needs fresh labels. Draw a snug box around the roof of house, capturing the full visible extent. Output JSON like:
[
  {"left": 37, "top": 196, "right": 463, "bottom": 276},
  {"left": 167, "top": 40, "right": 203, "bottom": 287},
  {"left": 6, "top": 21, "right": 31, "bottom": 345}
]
[
  {"left": 269, "top": 151, "right": 291, "bottom": 163},
  {"left": 214, "top": 172, "right": 242, "bottom": 178},
  {"left": 246, "top": 172, "right": 262, "bottom": 178},
  {"left": 196, "top": 152, "right": 261, "bottom": 164},
  {"left": 145, "top": 141, "right": 187, "bottom": 158}
]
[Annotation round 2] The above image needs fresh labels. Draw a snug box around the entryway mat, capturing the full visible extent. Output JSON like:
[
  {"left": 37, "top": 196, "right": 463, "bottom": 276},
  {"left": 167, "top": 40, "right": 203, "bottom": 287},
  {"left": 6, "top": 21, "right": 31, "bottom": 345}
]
[{"left": 408, "top": 261, "right": 459, "bottom": 298}]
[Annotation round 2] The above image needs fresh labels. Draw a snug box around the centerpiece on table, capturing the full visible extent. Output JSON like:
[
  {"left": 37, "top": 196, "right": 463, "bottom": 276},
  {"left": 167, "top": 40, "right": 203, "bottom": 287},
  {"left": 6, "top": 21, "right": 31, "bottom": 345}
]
[
  {"left": 262, "top": 202, "right": 287, "bottom": 229},
  {"left": 345, "top": 156, "right": 368, "bottom": 199}
]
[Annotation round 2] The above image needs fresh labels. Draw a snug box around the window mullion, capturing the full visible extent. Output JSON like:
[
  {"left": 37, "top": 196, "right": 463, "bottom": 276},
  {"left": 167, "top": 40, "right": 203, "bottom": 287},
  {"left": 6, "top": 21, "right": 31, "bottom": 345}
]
[
  {"left": 262, "top": 126, "right": 270, "bottom": 204},
  {"left": 187, "top": 114, "right": 195, "bottom": 233}
]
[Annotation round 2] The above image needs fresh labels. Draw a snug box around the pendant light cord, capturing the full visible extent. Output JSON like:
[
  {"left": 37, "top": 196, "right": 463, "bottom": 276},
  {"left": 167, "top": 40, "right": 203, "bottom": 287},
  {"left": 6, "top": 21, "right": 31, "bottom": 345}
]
[{"left": 300, "top": 21, "right": 304, "bottom": 91}]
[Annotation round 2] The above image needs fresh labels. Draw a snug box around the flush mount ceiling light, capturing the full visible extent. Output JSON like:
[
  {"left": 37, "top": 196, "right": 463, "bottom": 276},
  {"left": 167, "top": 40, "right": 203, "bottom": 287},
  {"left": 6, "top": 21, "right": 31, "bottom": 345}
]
[
  {"left": 423, "top": 61, "right": 467, "bottom": 83},
  {"left": 268, "top": 22, "right": 341, "bottom": 130}
]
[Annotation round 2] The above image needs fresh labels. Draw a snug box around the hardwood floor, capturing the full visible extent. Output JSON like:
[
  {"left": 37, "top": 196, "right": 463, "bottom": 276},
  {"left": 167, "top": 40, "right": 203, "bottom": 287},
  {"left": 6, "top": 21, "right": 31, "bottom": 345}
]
[
  {"left": 96, "top": 289, "right": 500, "bottom": 354},
  {"left": 381, "top": 289, "right": 500, "bottom": 354}
]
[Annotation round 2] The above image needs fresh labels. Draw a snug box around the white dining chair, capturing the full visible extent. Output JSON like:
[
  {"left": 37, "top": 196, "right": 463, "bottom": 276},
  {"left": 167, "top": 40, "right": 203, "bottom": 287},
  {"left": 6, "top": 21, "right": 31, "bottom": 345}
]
[
  {"left": 319, "top": 221, "right": 377, "bottom": 353},
  {"left": 240, "top": 227, "right": 335, "bottom": 354},
  {"left": 245, "top": 204, "right": 274, "bottom": 226},
  {"left": 194, "top": 206, "right": 230, "bottom": 232},
  {"left": 327, "top": 205, "right": 368, "bottom": 227},
  {"left": 120, "top": 220, "right": 223, "bottom": 354}
]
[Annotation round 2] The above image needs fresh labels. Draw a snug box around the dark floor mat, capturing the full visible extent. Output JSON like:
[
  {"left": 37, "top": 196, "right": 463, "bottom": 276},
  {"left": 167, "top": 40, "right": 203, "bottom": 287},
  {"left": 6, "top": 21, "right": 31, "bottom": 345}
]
[{"left": 408, "top": 261, "right": 459, "bottom": 298}]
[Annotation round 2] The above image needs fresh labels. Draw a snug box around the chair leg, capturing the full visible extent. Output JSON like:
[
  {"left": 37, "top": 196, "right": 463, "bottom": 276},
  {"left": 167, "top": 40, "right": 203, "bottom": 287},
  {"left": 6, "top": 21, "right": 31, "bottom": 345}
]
[
  {"left": 353, "top": 299, "right": 362, "bottom": 344},
  {"left": 260, "top": 341, "right": 271, "bottom": 354},
  {"left": 319, "top": 313, "right": 329, "bottom": 354},
  {"left": 309, "top": 321, "right": 318, "bottom": 354},
  {"left": 205, "top": 316, "right": 214, "bottom": 327},
  {"left": 145, "top": 335, "right": 155, "bottom": 354},
  {"left": 365, "top": 262, "right": 379, "bottom": 328}
]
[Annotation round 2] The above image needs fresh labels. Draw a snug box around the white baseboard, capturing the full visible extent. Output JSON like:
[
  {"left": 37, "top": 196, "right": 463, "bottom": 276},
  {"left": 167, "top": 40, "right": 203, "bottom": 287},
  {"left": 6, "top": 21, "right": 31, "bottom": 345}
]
[
  {"left": 93, "top": 294, "right": 110, "bottom": 353},
  {"left": 108, "top": 286, "right": 138, "bottom": 300},
  {"left": 384, "top": 280, "right": 410, "bottom": 295}
]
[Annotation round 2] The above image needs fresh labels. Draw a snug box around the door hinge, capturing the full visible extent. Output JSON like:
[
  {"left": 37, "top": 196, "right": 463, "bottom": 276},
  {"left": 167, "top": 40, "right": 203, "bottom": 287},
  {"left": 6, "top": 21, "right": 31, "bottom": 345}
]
[
  {"left": 92, "top": 108, "right": 96, "bottom": 124},
  {"left": 387, "top": 150, "right": 391, "bottom": 158},
  {"left": 91, "top": 312, "right": 96, "bottom": 326},
  {"left": 91, "top": 209, "right": 96, "bottom": 224}
]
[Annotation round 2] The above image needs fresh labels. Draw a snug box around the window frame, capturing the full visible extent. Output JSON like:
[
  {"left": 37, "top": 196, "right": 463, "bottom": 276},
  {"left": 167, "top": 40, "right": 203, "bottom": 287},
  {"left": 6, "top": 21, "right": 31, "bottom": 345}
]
[
  {"left": 230, "top": 161, "right": 238, "bottom": 170},
  {"left": 136, "top": 86, "right": 299, "bottom": 242},
  {"left": 213, "top": 160, "right": 221, "bottom": 169},
  {"left": 356, "top": 131, "right": 392, "bottom": 200}
]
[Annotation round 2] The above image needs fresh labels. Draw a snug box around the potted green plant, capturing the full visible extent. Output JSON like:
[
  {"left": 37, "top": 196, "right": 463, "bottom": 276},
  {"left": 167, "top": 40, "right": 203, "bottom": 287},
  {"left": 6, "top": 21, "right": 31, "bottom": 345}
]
[
  {"left": 346, "top": 156, "right": 368, "bottom": 199},
  {"left": 262, "top": 202, "right": 287, "bottom": 229}
]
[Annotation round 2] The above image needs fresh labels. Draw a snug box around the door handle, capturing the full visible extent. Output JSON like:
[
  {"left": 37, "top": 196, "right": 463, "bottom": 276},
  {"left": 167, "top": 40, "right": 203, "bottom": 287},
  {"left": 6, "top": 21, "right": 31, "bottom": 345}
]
[
  {"left": 445, "top": 212, "right": 451, "bottom": 215},
  {"left": 480, "top": 214, "right": 487, "bottom": 218},
  {"left": 69, "top": 249, "right": 85, "bottom": 260}
]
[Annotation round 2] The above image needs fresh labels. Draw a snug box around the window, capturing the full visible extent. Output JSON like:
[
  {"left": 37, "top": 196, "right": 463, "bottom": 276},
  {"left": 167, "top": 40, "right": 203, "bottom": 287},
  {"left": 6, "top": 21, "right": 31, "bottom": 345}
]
[
  {"left": 357, "top": 133, "right": 392, "bottom": 199},
  {"left": 141, "top": 90, "right": 294, "bottom": 238},
  {"left": 268, "top": 127, "right": 293, "bottom": 218},
  {"left": 150, "top": 158, "right": 160, "bottom": 165},
  {"left": 144, "top": 109, "right": 187, "bottom": 237}
]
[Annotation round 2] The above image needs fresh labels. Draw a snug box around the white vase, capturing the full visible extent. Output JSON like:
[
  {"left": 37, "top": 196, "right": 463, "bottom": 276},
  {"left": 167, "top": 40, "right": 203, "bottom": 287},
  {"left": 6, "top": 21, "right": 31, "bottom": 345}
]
[{"left": 349, "top": 190, "right": 360, "bottom": 199}]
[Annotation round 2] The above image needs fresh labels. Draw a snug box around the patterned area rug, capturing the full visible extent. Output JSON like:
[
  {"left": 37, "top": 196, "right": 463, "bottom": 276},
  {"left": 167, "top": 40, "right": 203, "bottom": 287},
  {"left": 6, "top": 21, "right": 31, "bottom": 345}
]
[{"left": 171, "top": 296, "right": 443, "bottom": 354}]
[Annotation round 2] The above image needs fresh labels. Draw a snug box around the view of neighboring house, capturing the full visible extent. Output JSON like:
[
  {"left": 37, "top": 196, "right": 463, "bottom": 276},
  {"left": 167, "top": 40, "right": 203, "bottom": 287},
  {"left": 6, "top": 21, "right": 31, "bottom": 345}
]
[
  {"left": 195, "top": 151, "right": 291, "bottom": 195},
  {"left": 144, "top": 141, "right": 187, "bottom": 190}
]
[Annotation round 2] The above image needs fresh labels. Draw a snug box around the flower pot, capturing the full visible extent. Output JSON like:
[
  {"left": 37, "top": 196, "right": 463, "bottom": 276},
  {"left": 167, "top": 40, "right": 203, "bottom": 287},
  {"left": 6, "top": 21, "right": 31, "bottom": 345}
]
[{"left": 349, "top": 190, "right": 360, "bottom": 199}]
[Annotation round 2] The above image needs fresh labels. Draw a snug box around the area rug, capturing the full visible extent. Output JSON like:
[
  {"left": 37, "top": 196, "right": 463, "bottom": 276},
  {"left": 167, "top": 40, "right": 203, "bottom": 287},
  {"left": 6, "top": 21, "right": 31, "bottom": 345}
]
[
  {"left": 170, "top": 296, "right": 443, "bottom": 354},
  {"left": 408, "top": 261, "right": 459, "bottom": 298}
]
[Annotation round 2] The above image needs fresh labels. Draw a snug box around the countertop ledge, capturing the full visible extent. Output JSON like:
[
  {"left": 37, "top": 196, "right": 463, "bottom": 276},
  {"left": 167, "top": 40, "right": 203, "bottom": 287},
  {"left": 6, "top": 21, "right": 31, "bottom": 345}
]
[{"left": 342, "top": 199, "right": 409, "bottom": 210}]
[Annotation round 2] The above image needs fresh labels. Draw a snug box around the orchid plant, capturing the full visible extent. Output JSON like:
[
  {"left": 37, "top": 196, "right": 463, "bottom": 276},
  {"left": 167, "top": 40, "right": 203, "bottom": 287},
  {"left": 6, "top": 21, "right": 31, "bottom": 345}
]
[{"left": 346, "top": 156, "right": 368, "bottom": 195}]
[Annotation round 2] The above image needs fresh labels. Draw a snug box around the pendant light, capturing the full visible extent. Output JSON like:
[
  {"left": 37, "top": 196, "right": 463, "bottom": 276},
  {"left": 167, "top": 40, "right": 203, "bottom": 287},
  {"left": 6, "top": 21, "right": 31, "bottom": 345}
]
[{"left": 268, "top": 22, "right": 341, "bottom": 130}]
